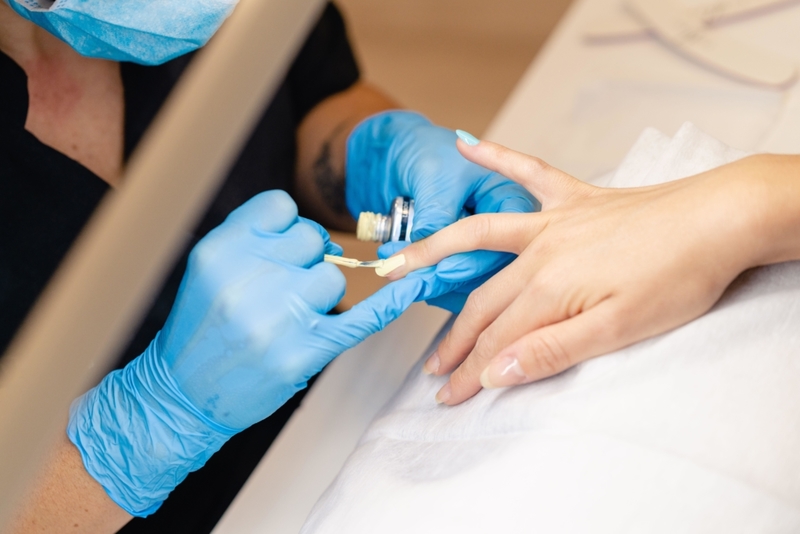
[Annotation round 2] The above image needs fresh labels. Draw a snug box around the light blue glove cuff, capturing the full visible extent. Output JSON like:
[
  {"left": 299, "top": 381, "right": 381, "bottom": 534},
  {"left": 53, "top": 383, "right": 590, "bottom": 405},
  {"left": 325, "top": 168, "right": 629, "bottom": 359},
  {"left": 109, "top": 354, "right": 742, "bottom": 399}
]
[
  {"left": 345, "top": 110, "right": 432, "bottom": 219},
  {"left": 67, "top": 335, "right": 237, "bottom": 517}
]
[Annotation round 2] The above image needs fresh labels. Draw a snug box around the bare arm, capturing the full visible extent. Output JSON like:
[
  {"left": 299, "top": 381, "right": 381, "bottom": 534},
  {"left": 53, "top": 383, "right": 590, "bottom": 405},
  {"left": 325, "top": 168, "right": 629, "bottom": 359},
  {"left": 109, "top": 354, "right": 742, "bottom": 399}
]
[
  {"left": 9, "top": 435, "right": 131, "bottom": 534},
  {"left": 294, "top": 81, "right": 399, "bottom": 230}
]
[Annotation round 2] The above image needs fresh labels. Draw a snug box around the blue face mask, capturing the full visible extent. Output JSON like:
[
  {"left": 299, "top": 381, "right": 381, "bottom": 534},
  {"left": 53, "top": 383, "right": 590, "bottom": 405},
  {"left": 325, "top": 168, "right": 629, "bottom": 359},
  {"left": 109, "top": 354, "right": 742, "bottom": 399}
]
[{"left": 6, "top": 0, "right": 238, "bottom": 65}]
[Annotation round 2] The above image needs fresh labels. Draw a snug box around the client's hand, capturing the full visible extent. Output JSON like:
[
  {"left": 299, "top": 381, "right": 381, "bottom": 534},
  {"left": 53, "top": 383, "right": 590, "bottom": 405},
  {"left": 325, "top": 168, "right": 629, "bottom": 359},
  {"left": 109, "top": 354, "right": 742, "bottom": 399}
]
[
  {"left": 346, "top": 111, "right": 537, "bottom": 312},
  {"left": 387, "top": 138, "right": 800, "bottom": 405},
  {"left": 68, "top": 191, "right": 422, "bottom": 515}
]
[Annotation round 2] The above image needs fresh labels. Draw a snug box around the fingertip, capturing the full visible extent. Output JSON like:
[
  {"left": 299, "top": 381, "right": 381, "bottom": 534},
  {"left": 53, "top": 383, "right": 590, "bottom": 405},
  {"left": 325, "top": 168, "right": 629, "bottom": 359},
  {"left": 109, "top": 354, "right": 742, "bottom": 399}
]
[
  {"left": 455, "top": 129, "right": 481, "bottom": 146},
  {"left": 326, "top": 241, "right": 344, "bottom": 256},
  {"left": 436, "top": 374, "right": 482, "bottom": 406},
  {"left": 377, "top": 241, "right": 410, "bottom": 260},
  {"left": 287, "top": 222, "right": 327, "bottom": 264},
  {"left": 311, "top": 260, "right": 347, "bottom": 284},
  {"left": 434, "top": 382, "right": 451, "bottom": 404},
  {"left": 229, "top": 190, "right": 298, "bottom": 233},
  {"left": 302, "top": 261, "right": 347, "bottom": 313},
  {"left": 384, "top": 253, "right": 414, "bottom": 281},
  {"left": 480, "top": 353, "right": 528, "bottom": 389}
]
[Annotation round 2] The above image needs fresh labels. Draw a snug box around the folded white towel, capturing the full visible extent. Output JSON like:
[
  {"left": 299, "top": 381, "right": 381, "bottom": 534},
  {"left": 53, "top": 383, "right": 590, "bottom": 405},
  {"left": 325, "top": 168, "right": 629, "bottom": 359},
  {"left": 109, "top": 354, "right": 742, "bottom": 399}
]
[{"left": 301, "top": 123, "right": 800, "bottom": 534}]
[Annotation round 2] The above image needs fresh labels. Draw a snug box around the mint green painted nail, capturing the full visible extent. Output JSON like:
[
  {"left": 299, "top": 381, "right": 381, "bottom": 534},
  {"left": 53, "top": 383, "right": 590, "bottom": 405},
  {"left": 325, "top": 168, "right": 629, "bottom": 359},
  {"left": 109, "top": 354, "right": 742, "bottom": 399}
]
[{"left": 456, "top": 129, "right": 480, "bottom": 146}]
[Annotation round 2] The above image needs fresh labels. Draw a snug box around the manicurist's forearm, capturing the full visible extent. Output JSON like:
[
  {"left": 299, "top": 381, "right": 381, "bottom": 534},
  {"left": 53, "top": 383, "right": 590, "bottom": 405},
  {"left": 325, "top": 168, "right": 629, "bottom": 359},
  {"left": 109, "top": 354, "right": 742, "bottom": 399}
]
[
  {"left": 294, "top": 81, "right": 398, "bottom": 230},
  {"left": 9, "top": 435, "right": 131, "bottom": 534}
]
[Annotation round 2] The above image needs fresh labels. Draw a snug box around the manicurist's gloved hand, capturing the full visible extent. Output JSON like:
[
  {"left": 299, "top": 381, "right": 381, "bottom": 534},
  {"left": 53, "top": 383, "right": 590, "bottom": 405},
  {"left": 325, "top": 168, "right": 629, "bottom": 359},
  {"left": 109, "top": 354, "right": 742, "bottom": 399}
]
[
  {"left": 346, "top": 111, "right": 537, "bottom": 313},
  {"left": 67, "top": 191, "right": 422, "bottom": 517}
]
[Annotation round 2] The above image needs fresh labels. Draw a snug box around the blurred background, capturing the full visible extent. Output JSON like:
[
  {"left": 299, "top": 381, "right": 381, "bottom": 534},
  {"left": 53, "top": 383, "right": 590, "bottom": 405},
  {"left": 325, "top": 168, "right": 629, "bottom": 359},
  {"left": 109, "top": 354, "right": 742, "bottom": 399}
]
[{"left": 331, "top": 0, "right": 574, "bottom": 308}]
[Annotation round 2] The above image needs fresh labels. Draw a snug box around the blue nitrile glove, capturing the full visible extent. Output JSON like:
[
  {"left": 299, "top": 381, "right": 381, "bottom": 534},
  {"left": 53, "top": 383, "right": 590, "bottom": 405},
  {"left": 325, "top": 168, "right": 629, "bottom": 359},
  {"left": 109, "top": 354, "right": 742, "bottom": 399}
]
[
  {"left": 346, "top": 111, "right": 538, "bottom": 312},
  {"left": 67, "top": 191, "right": 423, "bottom": 517},
  {"left": 378, "top": 241, "right": 515, "bottom": 314}
]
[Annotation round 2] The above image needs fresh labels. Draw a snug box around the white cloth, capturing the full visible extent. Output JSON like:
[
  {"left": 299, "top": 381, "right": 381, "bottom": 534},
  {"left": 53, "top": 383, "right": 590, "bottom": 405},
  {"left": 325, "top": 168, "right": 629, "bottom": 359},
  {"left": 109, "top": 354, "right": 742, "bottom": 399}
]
[{"left": 301, "top": 123, "right": 800, "bottom": 534}]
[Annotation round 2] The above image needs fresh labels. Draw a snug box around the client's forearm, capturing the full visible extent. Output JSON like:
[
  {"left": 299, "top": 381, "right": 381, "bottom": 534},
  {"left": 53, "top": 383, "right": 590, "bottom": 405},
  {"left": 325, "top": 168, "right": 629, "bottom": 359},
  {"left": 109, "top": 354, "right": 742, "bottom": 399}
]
[
  {"left": 294, "top": 81, "right": 399, "bottom": 231},
  {"left": 9, "top": 435, "right": 131, "bottom": 534}
]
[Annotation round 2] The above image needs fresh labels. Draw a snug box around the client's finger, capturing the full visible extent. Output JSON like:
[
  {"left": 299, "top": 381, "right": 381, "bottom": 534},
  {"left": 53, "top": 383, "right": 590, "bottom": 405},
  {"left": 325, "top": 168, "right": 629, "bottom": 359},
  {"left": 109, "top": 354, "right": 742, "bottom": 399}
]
[
  {"left": 480, "top": 302, "right": 623, "bottom": 389},
  {"left": 455, "top": 138, "right": 588, "bottom": 210},
  {"left": 425, "top": 257, "right": 531, "bottom": 376},
  {"left": 436, "top": 279, "right": 563, "bottom": 405},
  {"left": 385, "top": 213, "right": 545, "bottom": 280}
]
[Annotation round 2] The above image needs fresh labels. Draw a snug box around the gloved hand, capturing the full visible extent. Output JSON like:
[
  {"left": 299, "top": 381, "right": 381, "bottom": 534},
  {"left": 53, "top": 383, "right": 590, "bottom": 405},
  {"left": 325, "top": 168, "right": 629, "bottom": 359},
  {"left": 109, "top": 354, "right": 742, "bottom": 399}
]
[
  {"left": 377, "top": 241, "right": 515, "bottom": 314},
  {"left": 346, "top": 111, "right": 538, "bottom": 312},
  {"left": 67, "top": 191, "right": 422, "bottom": 516}
]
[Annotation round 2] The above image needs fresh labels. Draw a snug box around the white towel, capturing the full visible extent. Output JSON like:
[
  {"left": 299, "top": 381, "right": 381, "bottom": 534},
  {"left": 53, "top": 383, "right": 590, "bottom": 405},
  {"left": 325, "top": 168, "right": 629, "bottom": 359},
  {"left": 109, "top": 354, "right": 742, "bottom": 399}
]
[{"left": 301, "top": 123, "right": 800, "bottom": 534}]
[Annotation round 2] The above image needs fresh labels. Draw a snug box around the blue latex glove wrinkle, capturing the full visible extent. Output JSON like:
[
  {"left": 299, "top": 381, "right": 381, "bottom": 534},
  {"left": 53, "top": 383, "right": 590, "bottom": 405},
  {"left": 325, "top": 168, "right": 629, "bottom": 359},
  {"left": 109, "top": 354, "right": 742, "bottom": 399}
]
[
  {"left": 68, "top": 191, "right": 423, "bottom": 516},
  {"left": 7, "top": 0, "right": 237, "bottom": 65},
  {"left": 348, "top": 110, "right": 538, "bottom": 312}
]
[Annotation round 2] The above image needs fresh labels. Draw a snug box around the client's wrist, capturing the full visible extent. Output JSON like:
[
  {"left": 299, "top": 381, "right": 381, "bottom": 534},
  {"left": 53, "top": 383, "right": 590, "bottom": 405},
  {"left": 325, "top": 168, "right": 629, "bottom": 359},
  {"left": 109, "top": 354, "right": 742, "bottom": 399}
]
[
  {"left": 729, "top": 154, "right": 800, "bottom": 269},
  {"left": 67, "top": 335, "right": 236, "bottom": 517}
]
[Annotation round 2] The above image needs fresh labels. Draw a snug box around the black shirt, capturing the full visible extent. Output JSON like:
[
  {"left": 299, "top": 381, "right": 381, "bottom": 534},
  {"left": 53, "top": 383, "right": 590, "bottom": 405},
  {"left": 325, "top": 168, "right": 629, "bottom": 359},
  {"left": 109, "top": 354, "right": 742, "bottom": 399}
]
[{"left": 0, "top": 4, "right": 359, "bottom": 532}]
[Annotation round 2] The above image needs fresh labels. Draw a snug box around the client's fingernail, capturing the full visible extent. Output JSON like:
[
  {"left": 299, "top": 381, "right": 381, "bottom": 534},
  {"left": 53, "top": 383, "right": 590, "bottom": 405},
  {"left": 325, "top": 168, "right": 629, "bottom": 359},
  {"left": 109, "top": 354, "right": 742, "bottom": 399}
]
[
  {"left": 423, "top": 352, "right": 440, "bottom": 375},
  {"left": 376, "top": 254, "right": 406, "bottom": 278},
  {"left": 456, "top": 129, "right": 480, "bottom": 146},
  {"left": 480, "top": 354, "right": 527, "bottom": 389},
  {"left": 435, "top": 383, "right": 452, "bottom": 404}
]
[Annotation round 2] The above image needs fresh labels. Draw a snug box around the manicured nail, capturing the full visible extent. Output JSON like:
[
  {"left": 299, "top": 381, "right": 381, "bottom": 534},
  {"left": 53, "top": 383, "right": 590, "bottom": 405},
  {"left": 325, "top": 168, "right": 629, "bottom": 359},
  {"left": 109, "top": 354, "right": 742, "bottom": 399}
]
[
  {"left": 423, "top": 352, "right": 440, "bottom": 375},
  {"left": 375, "top": 254, "right": 406, "bottom": 277},
  {"left": 435, "top": 382, "right": 452, "bottom": 404},
  {"left": 456, "top": 129, "right": 480, "bottom": 146},
  {"left": 480, "top": 354, "right": 527, "bottom": 389}
]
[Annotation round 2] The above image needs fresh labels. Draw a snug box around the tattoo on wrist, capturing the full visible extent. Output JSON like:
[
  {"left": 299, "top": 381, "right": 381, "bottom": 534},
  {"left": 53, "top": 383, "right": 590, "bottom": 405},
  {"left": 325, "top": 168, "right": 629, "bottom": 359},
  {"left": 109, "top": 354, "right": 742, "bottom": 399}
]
[{"left": 314, "top": 122, "right": 349, "bottom": 216}]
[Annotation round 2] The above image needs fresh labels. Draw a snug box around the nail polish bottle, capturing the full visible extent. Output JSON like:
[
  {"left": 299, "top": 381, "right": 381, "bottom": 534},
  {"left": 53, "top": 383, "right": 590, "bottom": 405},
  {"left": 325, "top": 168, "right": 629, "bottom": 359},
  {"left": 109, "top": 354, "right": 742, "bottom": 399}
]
[{"left": 357, "top": 196, "right": 415, "bottom": 243}]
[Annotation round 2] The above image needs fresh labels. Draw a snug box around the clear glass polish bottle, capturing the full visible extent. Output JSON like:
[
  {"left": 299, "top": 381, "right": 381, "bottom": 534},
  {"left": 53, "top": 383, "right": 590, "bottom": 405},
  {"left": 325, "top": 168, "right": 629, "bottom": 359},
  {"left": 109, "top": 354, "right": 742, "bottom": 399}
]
[{"left": 356, "top": 196, "right": 415, "bottom": 243}]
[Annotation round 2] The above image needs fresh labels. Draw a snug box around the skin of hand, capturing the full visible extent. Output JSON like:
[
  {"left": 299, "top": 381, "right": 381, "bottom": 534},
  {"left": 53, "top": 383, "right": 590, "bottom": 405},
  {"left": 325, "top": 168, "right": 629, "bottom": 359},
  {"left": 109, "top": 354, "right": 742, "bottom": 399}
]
[
  {"left": 388, "top": 139, "right": 800, "bottom": 405},
  {"left": 10, "top": 437, "right": 131, "bottom": 534}
]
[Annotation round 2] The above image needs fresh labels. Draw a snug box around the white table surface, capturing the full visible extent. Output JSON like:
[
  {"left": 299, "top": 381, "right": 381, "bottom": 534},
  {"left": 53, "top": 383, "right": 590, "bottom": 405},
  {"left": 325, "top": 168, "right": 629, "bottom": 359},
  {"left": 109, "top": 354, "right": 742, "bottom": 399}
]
[{"left": 213, "top": 1, "right": 800, "bottom": 532}]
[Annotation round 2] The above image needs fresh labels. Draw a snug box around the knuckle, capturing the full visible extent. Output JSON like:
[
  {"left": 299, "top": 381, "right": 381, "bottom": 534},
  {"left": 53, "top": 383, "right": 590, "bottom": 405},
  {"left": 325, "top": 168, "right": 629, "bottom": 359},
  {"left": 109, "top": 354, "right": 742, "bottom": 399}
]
[
  {"left": 523, "top": 155, "right": 549, "bottom": 175},
  {"left": 449, "top": 363, "right": 479, "bottom": 391},
  {"left": 261, "top": 189, "right": 296, "bottom": 215},
  {"left": 527, "top": 273, "right": 556, "bottom": 300},
  {"left": 438, "top": 329, "right": 458, "bottom": 356},
  {"left": 188, "top": 238, "right": 218, "bottom": 272},
  {"left": 529, "top": 333, "right": 571, "bottom": 376},
  {"left": 437, "top": 333, "right": 469, "bottom": 370},
  {"left": 467, "top": 215, "right": 494, "bottom": 248},
  {"left": 278, "top": 357, "right": 311, "bottom": 387},
  {"left": 464, "top": 287, "right": 490, "bottom": 317},
  {"left": 473, "top": 330, "right": 495, "bottom": 355},
  {"left": 414, "top": 236, "right": 435, "bottom": 263}
]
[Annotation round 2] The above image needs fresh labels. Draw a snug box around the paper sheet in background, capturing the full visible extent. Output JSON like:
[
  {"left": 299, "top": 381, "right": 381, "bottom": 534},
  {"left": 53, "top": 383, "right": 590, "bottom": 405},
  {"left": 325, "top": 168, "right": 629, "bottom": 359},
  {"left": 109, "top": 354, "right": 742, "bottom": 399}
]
[{"left": 301, "top": 123, "right": 800, "bottom": 533}]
